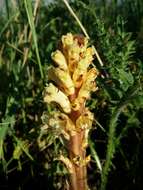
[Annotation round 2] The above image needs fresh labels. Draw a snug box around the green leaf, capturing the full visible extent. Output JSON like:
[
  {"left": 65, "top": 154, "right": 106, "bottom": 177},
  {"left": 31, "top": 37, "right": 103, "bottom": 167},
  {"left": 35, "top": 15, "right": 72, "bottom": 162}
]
[{"left": 117, "top": 69, "right": 134, "bottom": 90}]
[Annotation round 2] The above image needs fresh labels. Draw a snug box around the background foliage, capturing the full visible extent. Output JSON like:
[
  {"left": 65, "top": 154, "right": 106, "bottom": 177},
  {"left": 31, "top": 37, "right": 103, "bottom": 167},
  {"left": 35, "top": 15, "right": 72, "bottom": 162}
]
[{"left": 0, "top": 0, "right": 143, "bottom": 190}]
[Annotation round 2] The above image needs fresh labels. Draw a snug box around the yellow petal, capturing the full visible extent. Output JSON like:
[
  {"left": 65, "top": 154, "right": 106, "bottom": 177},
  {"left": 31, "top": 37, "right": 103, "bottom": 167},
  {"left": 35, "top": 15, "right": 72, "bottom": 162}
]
[
  {"left": 62, "top": 33, "right": 74, "bottom": 47},
  {"left": 51, "top": 50, "right": 68, "bottom": 70},
  {"left": 44, "top": 83, "right": 71, "bottom": 113},
  {"left": 48, "top": 67, "right": 75, "bottom": 96},
  {"left": 61, "top": 33, "right": 89, "bottom": 73}
]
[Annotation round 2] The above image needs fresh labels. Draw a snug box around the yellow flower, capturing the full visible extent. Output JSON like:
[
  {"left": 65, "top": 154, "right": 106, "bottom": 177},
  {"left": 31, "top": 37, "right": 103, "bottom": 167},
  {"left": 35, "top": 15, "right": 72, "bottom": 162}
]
[
  {"left": 61, "top": 33, "right": 89, "bottom": 73},
  {"left": 51, "top": 50, "right": 68, "bottom": 71},
  {"left": 44, "top": 83, "right": 71, "bottom": 113},
  {"left": 62, "top": 33, "right": 74, "bottom": 47},
  {"left": 76, "top": 109, "right": 94, "bottom": 130},
  {"left": 48, "top": 67, "right": 75, "bottom": 96},
  {"left": 43, "top": 32, "right": 98, "bottom": 139},
  {"left": 72, "top": 47, "right": 95, "bottom": 88},
  {"left": 48, "top": 112, "right": 76, "bottom": 138},
  {"left": 77, "top": 68, "right": 98, "bottom": 103}
]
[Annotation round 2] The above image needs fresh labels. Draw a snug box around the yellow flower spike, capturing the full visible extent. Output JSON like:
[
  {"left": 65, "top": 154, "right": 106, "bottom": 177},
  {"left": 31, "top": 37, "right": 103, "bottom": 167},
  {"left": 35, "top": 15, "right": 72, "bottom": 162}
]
[
  {"left": 51, "top": 50, "right": 68, "bottom": 71},
  {"left": 44, "top": 83, "right": 71, "bottom": 113},
  {"left": 43, "top": 33, "right": 99, "bottom": 190},
  {"left": 77, "top": 68, "right": 98, "bottom": 103},
  {"left": 48, "top": 67, "right": 75, "bottom": 96}
]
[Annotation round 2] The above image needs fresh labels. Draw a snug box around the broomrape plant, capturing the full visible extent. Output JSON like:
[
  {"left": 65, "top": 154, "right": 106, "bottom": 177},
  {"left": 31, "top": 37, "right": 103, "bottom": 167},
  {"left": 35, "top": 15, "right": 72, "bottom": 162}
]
[{"left": 43, "top": 33, "right": 98, "bottom": 190}]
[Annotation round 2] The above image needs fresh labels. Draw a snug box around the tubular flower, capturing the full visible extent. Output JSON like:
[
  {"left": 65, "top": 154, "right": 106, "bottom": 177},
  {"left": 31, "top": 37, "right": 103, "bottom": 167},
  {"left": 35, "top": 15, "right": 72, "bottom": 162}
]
[
  {"left": 61, "top": 33, "right": 89, "bottom": 73},
  {"left": 51, "top": 50, "right": 68, "bottom": 71},
  {"left": 44, "top": 83, "right": 71, "bottom": 113},
  {"left": 43, "top": 33, "right": 98, "bottom": 190},
  {"left": 48, "top": 112, "right": 76, "bottom": 139},
  {"left": 43, "top": 31, "right": 98, "bottom": 144},
  {"left": 72, "top": 47, "right": 95, "bottom": 88},
  {"left": 77, "top": 67, "right": 98, "bottom": 104},
  {"left": 48, "top": 67, "right": 75, "bottom": 96},
  {"left": 75, "top": 109, "right": 94, "bottom": 130}
]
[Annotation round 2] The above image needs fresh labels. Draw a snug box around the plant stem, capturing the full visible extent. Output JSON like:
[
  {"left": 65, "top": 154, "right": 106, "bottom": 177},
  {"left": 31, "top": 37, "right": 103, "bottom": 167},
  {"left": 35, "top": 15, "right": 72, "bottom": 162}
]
[{"left": 68, "top": 132, "right": 87, "bottom": 190}]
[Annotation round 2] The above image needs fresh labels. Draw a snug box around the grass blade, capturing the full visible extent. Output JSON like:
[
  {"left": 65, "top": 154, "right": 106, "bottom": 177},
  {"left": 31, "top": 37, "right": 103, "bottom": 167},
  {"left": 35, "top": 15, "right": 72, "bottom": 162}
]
[
  {"left": 24, "top": 0, "right": 44, "bottom": 79},
  {"left": 89, "top": 139, "right": 102, "bottom": 172}
]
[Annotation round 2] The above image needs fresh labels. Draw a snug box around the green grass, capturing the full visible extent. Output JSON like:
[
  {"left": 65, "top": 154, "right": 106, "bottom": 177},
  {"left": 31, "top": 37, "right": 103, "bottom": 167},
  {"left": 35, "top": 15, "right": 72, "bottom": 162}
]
[{"left": 24, "top": 0, "right": 44, "bottom": 78}]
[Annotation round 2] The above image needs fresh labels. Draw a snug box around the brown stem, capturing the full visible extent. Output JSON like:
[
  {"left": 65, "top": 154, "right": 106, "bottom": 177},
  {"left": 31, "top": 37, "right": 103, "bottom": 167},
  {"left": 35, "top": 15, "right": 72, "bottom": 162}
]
[{"left": 68, "top": 131, "right": 88, "bottom": 190}]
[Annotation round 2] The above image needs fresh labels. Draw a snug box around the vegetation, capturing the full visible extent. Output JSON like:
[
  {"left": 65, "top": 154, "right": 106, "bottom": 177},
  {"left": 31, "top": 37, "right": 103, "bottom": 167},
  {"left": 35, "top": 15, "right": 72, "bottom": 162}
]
[{"left": 0, "top": 0, "right": 143, "bottom": 190}]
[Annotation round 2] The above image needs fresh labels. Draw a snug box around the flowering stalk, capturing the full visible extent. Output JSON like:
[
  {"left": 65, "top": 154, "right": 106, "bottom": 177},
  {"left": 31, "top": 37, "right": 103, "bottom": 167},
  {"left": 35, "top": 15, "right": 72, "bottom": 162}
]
[{"left": 43, "top": 33, "right": 98, "bottom": 190}]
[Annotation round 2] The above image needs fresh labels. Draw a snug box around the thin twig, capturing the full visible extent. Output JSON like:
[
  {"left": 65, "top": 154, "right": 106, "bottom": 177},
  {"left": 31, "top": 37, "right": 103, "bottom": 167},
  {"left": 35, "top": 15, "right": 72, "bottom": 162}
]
[
  {"left": 62, "top": 0, "right": 89, "bottom": 39},
  {"left": 62, "top": 0, "right": 104, "bottom": 67}
]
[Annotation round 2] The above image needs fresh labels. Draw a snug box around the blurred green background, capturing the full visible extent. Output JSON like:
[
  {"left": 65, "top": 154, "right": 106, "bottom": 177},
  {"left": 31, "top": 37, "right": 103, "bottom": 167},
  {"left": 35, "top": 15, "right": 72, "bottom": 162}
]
[{"left": 0, "top": 0, "right": 143, "bottom": 190}]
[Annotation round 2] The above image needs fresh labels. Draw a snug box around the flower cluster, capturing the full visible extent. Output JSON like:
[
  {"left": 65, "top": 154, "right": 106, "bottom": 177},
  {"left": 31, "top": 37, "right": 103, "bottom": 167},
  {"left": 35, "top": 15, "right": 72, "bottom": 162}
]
[{"left": 43, "top": 33, "right": 98, "bottom": 143}]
